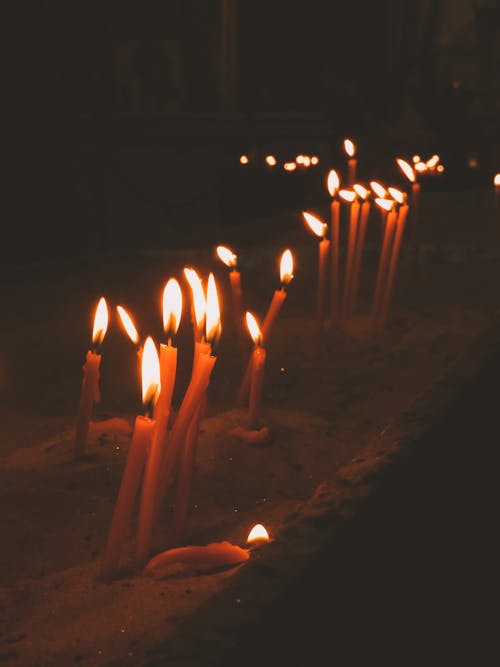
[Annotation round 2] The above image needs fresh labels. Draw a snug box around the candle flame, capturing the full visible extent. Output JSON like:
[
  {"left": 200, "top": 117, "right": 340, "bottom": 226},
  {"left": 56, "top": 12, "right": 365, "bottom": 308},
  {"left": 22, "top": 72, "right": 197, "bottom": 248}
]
[
  {"left": 370, "top": 180, "right": 387, "bottom": 198},
  {"left": 375, "top": 197, "right": 394, "bottom": 212},
  {"left": 338, "top": 189, "right": 356, "bottom": 203},
  {"left": 216, "top": 245, "right": 237, "bottom": 268},
  {"left": 302, "top": 211, "right": 327, "bottom": 238},
  {"left": 162, "top": 278, "right": 182, "bottom": 338},
  {"left": 265, "top": 155, "right": 277, "bottom": 167},
  {"left": 343, "top": 138, "right": 356, "bottom": 157},
  {"left": 116, "top": 305, "right": 139, "bottom": 344},
  {"left": 247, "top": 523, "right": 270, "bottom": 545},
  {"left": 280, "top": 249, "right": 294, "bottom": 285},
  {"left": 240, "top": 154, "right": 249, "bottom": 165},
  {"left": 327, "top": 169, "right": 340, "bottom": 197},
  {"left": 353, "top": 183, "right": 369, "bottom": 200},
  {"left": 494, "top": 173, "right": 500, "bottom": 187},
  {"left": 184, "top": 268, "right": 206, "bottom": 333},
  {"left": 284, "top": 161, "right": 297, "bottom": 172},
  {"left": 92, "top": 297, "right": 109, "bottom": 347},
  {"left": 205, "top": 273, "right": 221, "bottom": 346},
  {"left": 311, "top": 156, "right": 319, "bottom": 165},
  {"left": 396, "top": 158, "right": 416, "bottom": 183},
  {"left": 388, "top": 187, "right": 404, "bottom": 204},
  {"left": 245, "top": 311, "right": 262, "bottom": 346},
  {"left": 141, "top": 336, "right": 161, "bottom": 407}
]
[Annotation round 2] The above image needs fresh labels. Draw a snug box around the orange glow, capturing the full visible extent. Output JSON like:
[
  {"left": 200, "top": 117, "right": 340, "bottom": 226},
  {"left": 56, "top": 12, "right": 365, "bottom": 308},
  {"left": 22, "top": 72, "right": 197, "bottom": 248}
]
[
  {"left": 116, "top": 305, "right": 139, "bottom": 344},
  {"left": 338, "top": 189, "right": 356, "bottom": 203},
  {"left": 311, "top": 156, "right": 319, "bottom": 165},
  {"left": 216, "top": 245, "right": 237, "bottom": 268},
  {"left": 353, "top": 184, "right": 369, "bottom": 200},
  {"left": 265, "top": 155, "right": 277, "bottom": 167},
  {"left": 375, "top": 197, "right": 394, "bottom": 212},
  {"left": 245, "top": 311, "right": 262, "bottom": 346},
  {"left": 240, "top": 154, "right": 249, "bottom": 165},
  {"left": 396, "top": 158, "right": 416, "bottom": 183},
  {"left": 388, "top": 187, "right": 404, "bottom": 204},
  {"left": 343, "top": 138, "right": 356, "bottom": 157},
  {"left": 494, "top": 173, "right": 500, "bottom": 187},
  {"left": 284, "top": 161, "right": 297, "bottom": 172},
  {"left": 162, "top": 279, "right": 182, "bottom": 338},
  {"left": 141, "top": 336, "right": 161, "bottom": 407},
  {"left": 280, "top": 249, "right": 294, "bottom": 285},
  {"left": 205, "top": 273, "right": 221, "bottom": 345},
  {"left": 327, "top": 169, "right": 340, "bottom": 197},
  {"left": 370, "top": 180, "right": 387, "bottom": 198},
  {"left": 247, "top": 523, "right": 270, "bottom": 545},
  {"left": 92, "top": 297, "right": 109, "bottom": 347},
  {"left": 302, "top": 211, "right": 327, "bottom": 238},
  {"left": 184, "top": 268, "right": 206, "bottom": 333}
]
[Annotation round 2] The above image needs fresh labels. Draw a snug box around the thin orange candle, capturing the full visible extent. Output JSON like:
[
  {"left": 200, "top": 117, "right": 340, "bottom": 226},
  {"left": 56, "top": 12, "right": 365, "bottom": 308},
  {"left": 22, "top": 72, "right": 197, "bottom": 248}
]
[
  {"left": 327, "top": 169, "right": 341, "bottom": 325},
  {"left": 349, "top": 184, "right": 371, "bottom": 317},
  {"left": 236, "top": 249, "right": 293, "bottom": 407},
  {"left": 344, "top": 138, "right": 357, "bottom": 185},
  {"left": 74, "top": 297, "right": 109, "bottom": 460},
  {"left": 100, "top": 336, "right": 160, "bottom": 580},
  {"left": 338, "top": 189, "right": 360, "bottom": 322},
  {"left": 302, "top": 211, "right": 329, "bottom": 333},
  {"left": 245, "top": 312, "right": 266, "bottom": 429},
  {"left": 371, "top": 198, "right": 396, "bottom": 332}
]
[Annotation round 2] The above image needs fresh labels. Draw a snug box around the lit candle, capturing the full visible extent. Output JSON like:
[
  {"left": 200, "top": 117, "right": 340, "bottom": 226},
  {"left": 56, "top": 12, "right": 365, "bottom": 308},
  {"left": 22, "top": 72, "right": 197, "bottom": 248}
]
[
  {"left": 216, "top": 244, "right": 245, "bottom": 358},
  {"left": 236, "top": 249, "right": 294, "bottom": 407},
  {"left": 343, "top": 138, "right": 357, "bottom": 185},
  {"left": 245, "top": 312, "right": 266, "bottom": 429},
  {"left": 338, "top": 189, "right": 360, "bottom": 322},
  {"left": 396, "top": 158, "right": 420, "bottom": 270},
  {"left": 302, "top": 211, "right": 329, "bottom": 334},
  {"left": 74, "top": 297, "right": 109, "bottom": 460},
  {"left": 134, "top": 280, "right": 182, "bottom": 567},
  {"left": 349, "top": 184, "right": 371, "bottom": 317},
  {"left": 327, "top": 169, "right": 341, "bottom": 325},
  {"left": 100, "top": 336, "right": 160, "bottom": 580},
  {"left": 371, "top": 198, "right": 396, "bottom": 332}
]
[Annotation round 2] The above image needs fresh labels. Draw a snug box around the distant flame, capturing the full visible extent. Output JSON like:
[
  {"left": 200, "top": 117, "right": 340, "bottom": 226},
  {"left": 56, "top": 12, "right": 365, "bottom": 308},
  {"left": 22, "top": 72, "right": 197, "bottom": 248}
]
[
  {"left": 302, "top": 211, "right": 327, "bottom": 238},
  {"left": 343, "top": 138, "right": 356, "bottom": 158},
  {"left": 247, "top": 523, "right": 270, "bottom": 545},
  {"left": 396, "top": 158, "right": 416, "bottom": 183},
  {"left": 116, "top": 305, "right": 139, "bottom": 344},
  {"left": 284, "top": 161, "right": 297, "bottom": 172},
  {"left": 370, "top": 181, "right": 387, "bottom": 198},
  {"left": 388, "top": 187, "right": 404, "bottom": 204},
  {"left": 184, "top": 268, "right": 206, "bottom": 333},
  {"left": 327, "top": 169, "right": 340, "bottom": 197},
  {"left": 141, "top": 336, "right": 161, "bottom": 407},
  {"left": 353, "top": 184, "right": 369, "bottom": 200},
  {"left": 162, "top": 279, "right": 182, "bottom": 338},
  {"left": 245, "top": 311, "right": 262, "bottom": 346},
  {"left": 240, "top": 154, "right": 249, "bottom": 165},
  {"left": 92, "top": 297, "right": 109, "bottom": 347},
  {"left": 338, "top": 189, "right": 356, "bottom": 203},
  {"left": 205, "top": 273, "right": 221, "bottom": 346},
  {"left": 216, "top": 245, "right": 237, "bottom": 268},
  {"left": 375, "top": 197, "right": 394, "bottom": 212},
  {"left": 265, "top": 155, "right": 277, "bottom": 167},
  {"left": 494, "top": 173, "right": 500, "bottom": 187},
  {"left": 280, "top": 249, "right": 294, "bottom": 285}
]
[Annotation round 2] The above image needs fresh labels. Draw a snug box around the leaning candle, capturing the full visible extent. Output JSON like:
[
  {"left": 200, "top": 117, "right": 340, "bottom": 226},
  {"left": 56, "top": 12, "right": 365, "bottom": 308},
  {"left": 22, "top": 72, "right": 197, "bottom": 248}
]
[
  {"left": 236, "top": 249, "right": 294, "bottom": 407},
  {"left": 396, "top": 158, "right": 420, "bottom": 270},
  {"left": 371, "top": 198, "right": 397, "bottom": 332},
  {"left": 216, "top": 244, "right": 245, "bottom": 359},
  {"left": 349, "top": 184, "right": 371, "bottom": 317},
  {"left": 327, "top": 169, "right": 341, "bottom": 326},
  {"left": 74, "top": 297, "right": 109, "bottom": 460},
  {"left": 245, "top": 312, "right": 266, "bottom": 429},
  {"left": 302, "top": 211, "right": 329, "bottom": 335},
  {"left": 343, "top": 138, "right": 357, "bottom": 185},
  {"left": 100, "top": 336, "right": 160, "bottom": 580},
  {"left": 338, "top": 189, "right": 359, "bottom": 322}
]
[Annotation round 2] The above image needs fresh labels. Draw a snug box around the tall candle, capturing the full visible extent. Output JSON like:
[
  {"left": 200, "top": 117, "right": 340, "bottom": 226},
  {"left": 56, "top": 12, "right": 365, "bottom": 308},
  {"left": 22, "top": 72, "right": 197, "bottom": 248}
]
[
  {"left": 302, "top": 211, "right": 329, "bottom": 335},
  {"left": 371, "top": 199, "right": 397, "bottom": 333},
  {"left": 338, "top": 190, "right": 359, "bottom": 322},
  {"left": 349, "top": 185, "right": 371, "bottom": 317},
  {"left": 100, "top": 336, "right": 160, "bottom": 580},
  {"left": 343, "top": 138, "right": 357, "bottom": 185},
  {"left": 74, "top": 297, "right": 108, "bottom": 460},
  {"left": 327, "top": 170, "right": 341, "bottom": 326}
]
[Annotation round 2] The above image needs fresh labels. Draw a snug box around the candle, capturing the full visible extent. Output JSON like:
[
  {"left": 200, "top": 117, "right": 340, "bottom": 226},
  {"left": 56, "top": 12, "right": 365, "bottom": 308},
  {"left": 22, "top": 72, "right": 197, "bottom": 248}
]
[
  {"left": 396, "top": 158, "right": 420, "bottom": 270},
  {"left": 343, "top": 138, "right": 357, "bottom": 185},
  {"left": 302, "top": 211, "right": 329, "bottom": 335},
  {"left": 371, "top": 198, "right": 396, "bottom": 332},
  {"left": 134, "top": 280, "right": 182, "bottom": 567},
  {"left": 338, "top": 189, "right": 359, "bottom": 322},
  {"left": 245, "top": 312, "right": 266, "bottom": 429},
  {"left": 100, "top": 336, "right": 160, "bottom": 580},
  {"left": 74, "top": 297, "right": 109, "bottom": 460},
  {"left": 216, "top": 245, "right": 245, "bottom": 359},
  {"left": 236, "top": 249, "right": 294, "bottom": 407},
  {"left": 327, "top": 169, "right": 341, "bottom": 326},
  {"left": 144, "top": 541, "right": 249, "bottom": 579},
  {"left": 349, "top": 184, "right": 371, "bottom": 317}
]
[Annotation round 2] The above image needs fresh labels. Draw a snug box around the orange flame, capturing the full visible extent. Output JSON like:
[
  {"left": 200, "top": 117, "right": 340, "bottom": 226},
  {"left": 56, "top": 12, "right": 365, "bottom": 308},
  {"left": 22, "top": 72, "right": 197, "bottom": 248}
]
[
  {"left": 116, "top": 305, "right": 139, "bottom": 344},
  {"left": 388, "top": 187, "right": 404, "bottom": 204},
  {"left": 343, "top": 138, "right": 356, "bottom": 157},
  {"left": 247, "top": 523, "right": 270, "bottom": 545},
  {"left": 184, "top": 268, "right": 206, "bottom": 333},
  {"left": 265, "top": 155, "right": 277, "bottom": 167},
  {"left": 338, "top": 189, "right": 356, "bottom": 203},
  {"left": 216, "top": 245, "right": 237, "bottom": 268},
  {"left": 240, "top": 154, "right": 249, "bottom": 165},
  {"left": 245, "top": 311, "right": 262, "bottom": 346},
  {"left": 141, "top": 336, "right": 161, "bottom": 407},
  {"left": 494, "top": 173, "right": 500, "bottom": 187},
  {"left": 396, "top": 158, "right": 416, "bottom": 183},
  {"left": 280, "top": 249, "right": 294, "bottom": 285},
  {"left": 162, "top": 279, "right": 182, "bottom": 338},
  {"left": 92, "top": 297, "right": 109, "bottom": 347},
  {"left": 302, "top": 211, "right": 327, "bottom": 238},
  {"left": 353, "top": 184, "right": 369, "bottom": 200},
  {"left": 375, "top": 197, "right": 394, "bottom": 212},
  {"left": 370, "top": 180, "right": 387, "bottom": 198},
  {"left": 205, "top": 273, "right": 221, "bottom": 346},
  {"left": 327, "top": 169, "right": 340, "bottom": 197}
]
